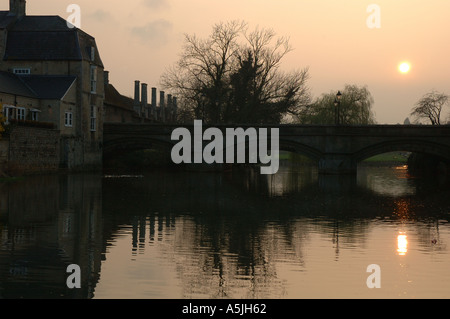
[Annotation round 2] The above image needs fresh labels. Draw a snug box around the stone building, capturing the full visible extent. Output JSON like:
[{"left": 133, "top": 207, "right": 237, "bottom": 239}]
[
  {"left": 0, "top": 0, "right": 104, "bottom": 170},
  {"left": 104, "top": 75, "right": 179, "bottom": 124},
  {"left": 104, "top": 72, "right": 146, "bottom": 124}
]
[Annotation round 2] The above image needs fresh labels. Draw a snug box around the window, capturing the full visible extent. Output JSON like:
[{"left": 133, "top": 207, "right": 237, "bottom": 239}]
[
  {"left": 31, "top": 109, "right": 40, "bottom": 121},
  {"left": 3, "top": 105, "right": 14, "bottom": 124},
  {"left": 90, "top": 106, "right": 96, "bottom": 132},
  {"left": 90, "top": 46, "right": 96, "bottom": 62},
  {"left": 90, "top": 65, "right": 97, "bottom": 94},
  {"left": 2, "top": 106, "right": 25, "bottom": 123},
  {"left": 17, "top": 107, "right": 26, "bottom": 121},
  {"left": 65, "top": 112, "right": 73, "bottom": 127},
  {"left": 13, "top": 68, "right": 31, "bottom": 75}
]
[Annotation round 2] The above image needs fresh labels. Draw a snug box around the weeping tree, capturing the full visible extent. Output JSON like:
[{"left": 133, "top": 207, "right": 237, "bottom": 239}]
[
  {"left": 160, "top": 20, "right": 311, "bottom": 124},
  {"left": 410, "top": 91, "right": 449, "bottom": 125},
  {"left": 298, "top": 84, "right": 376, "bottom": 125}
]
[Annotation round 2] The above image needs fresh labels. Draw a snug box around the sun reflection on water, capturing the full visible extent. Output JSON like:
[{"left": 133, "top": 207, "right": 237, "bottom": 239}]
[{"left": 397, "top": 233, "right": 408, "bottom": 256}]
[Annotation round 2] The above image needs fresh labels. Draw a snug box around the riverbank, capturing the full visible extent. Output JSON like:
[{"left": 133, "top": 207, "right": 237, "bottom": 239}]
[
  {"left": 360, "top": 152, "right": 410, "bottom": 167},
  {"left": 0, "top": 150, "right": 433, "bottom": 179},
  {"left": 0, "top": 176, "right": 25, "bottom": 183}
]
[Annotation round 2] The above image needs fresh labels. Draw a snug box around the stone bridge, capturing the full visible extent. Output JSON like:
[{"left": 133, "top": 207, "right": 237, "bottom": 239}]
[{"left": 103, "top": 123, "right": 450, "bottom": 174}]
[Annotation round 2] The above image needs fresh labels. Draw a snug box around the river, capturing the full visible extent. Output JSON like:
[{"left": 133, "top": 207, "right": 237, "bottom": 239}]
[{"left": 1, "top": 162, "right": 450, "bottom": 299}]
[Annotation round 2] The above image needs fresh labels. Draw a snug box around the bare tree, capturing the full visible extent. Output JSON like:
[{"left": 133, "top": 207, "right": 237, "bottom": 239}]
[
  {"left": 160, "top": 20, "right": 310, "bottom": 124},
  {"left": 161, "top": 21, "right": 245, "bottom": 123},
  {"left": 411, "top": 91, "right": 449, "bottom": 125}
]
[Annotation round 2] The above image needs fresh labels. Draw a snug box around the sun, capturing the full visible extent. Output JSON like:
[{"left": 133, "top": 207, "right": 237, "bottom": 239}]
[{"left": 398, "top": 62, "right": 411, "bottom": 74}]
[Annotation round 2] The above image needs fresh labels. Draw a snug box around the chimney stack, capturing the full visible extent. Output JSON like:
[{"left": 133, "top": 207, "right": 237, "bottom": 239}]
[
  {"left": 141, "top": 83, "right": 148, "bottom": 118},
  {"left": 104, "top": 71, "right": 109, "bottom": 86},
  {"left": 134, "top": 80, "right": 140, "bottom": 114},
  {"left": 9, "top": 0, "right": 26, "bottom": 18},
  {"left": 167, "top": 94, "right": 173, "bottom": 123},
  {"left": 151, "top": 87, "right": 157, "bottom": 119},
  {"left": 160, "top": 91, "right": 165, "bottom": 122}
]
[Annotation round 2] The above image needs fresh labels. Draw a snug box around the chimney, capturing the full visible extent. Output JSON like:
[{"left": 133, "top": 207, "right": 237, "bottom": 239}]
[
  {"left": 9, "top": 0, "right": 26, "bottom": 18},
  {"left": 141, "top": 83, "right": 148, "bottom": 118},
  {"left": 151, "top": 87, "right": 157, "bottom": 118},
  {"left": 167, "top": 94, "right": 173, "bottom": 122},
  {"left": 104, "top": 71, "right": 109, "bottom": 86},
  {"left": 160, "top": 91, "right": 165, "bottom": 122},
  {"left": 134, "top": 80, "right": 140, "bottom": 114}
]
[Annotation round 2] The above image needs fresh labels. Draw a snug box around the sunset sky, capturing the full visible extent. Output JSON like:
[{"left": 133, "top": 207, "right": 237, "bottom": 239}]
[{"left": 3, "top": 0, "right": 450, "bottom": 124}]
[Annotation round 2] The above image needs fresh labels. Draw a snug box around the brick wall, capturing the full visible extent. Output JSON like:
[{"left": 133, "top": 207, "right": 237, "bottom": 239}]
[{"left": 8, "top": 126, "right": 60, "bottom": 174}]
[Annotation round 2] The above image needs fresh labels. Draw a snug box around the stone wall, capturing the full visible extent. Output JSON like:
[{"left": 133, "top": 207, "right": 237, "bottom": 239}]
[
  {"left": 0, "top": 139, "right": 8, "bottom": 176},
  {"left": 8, "top": 125, "right": 60, "bottom": 174},
  {"left": 0, "top": 139, "right": 8, "bottom": 164}
]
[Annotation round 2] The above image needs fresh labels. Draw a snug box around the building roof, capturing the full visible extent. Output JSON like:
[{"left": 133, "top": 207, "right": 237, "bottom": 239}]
[
  {"left": 21, "top": 75, "right": 76, "bottom": 99},
  {"left": 5, "top": 31, "right": 82, "bottom": 61},
  {"left": 0, "top": 11, "right": 17, "bottom": 28},
  {"left": 104, "top": 83, "right": 135, "bottom": 111},
  {"left": 0, "top": 71, "right": 35, "bottom": 97},
  {"left": 0, "top": 71, "right": 76, "bottom": 100},
  {"left": 0, "top": 14, "right": 103, "bottom": 66},
  {"left": 4, "top": 15, "right": 71, "bottom": 31}
]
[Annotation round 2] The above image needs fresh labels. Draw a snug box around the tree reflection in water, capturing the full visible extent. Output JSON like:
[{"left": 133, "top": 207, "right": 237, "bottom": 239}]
[
  {"left": 0, "top": 162, "right": 449, "bottom": 299},
  {"left": 99, "top": 164, "right": 450, "bottom": 298}
]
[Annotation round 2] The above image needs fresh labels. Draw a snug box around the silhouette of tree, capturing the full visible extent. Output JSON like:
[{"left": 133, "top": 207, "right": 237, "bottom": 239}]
[
  {"left": 411, "top": 91, "right": 449, "bottom": 125},
  {"left": 298, "top": 84, "right": 376, "bottom": 125},
  {"left": 160, "top": 20, "right": 310, "bottom": 124}
]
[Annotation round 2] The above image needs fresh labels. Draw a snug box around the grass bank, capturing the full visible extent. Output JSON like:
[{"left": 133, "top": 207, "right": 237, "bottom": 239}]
[{"left": 361, "top": 152, "right": 410, "bottom": 166}]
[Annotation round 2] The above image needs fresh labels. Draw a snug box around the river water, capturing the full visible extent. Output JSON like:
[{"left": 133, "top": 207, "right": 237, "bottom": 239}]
[{"left": 1, "top": 162, "right": 450, "bottom": 299}]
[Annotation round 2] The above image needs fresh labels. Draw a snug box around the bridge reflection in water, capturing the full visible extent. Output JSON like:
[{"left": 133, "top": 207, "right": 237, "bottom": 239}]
[{"left": 0, "top": 163, "right": 450, "bottom": 298}]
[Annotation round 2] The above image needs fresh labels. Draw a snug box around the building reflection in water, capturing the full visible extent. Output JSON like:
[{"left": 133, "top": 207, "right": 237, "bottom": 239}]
[
  {"left": 1, "top": 159, "right": 449, "bottom": 299},
  {"left": 102, "top": 163, "right": 428, "bottom": 298},
  {"left": 0, "top": 174, "right": 103, "bottom": 299}
]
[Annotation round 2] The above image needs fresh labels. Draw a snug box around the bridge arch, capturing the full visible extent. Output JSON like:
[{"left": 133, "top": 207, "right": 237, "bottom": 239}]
[
  {"left": 278, "top": 139, "right": 322, "bottom": 161},
  {"left": 353, "top": 139, "right": 450, "bottom": 163},
  {"left": 103, "top": 135, "right": 324, "bottom": 167}
]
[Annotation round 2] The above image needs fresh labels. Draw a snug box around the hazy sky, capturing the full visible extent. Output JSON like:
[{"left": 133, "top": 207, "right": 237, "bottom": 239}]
[{"left": 2, "top": 0, "right": 450, "bottom": 124}]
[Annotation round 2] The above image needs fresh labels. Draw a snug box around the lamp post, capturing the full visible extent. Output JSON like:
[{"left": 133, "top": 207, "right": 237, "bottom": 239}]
[{"left": 334, "top": 91, "right": 342, "bottom": 125}]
